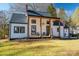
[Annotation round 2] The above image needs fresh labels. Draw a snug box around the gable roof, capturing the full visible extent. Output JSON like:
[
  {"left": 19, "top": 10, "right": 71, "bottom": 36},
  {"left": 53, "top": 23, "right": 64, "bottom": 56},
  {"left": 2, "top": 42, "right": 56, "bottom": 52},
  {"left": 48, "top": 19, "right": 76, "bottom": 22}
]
[
  {"left": 10, "top": 13, "right": 27, "bottom": 23},
  {"left": 28, "top": 3, "right": 52, "bottom": 12},
  {"left": 28, "top": 10, "right": 60, "bottom": 19},
  {"left": 28, "top": 10, "right": 53, "bottom": 17},
  {"left": 38, "top": 11, "right": 51, "bottom": 17},
  {"left": 27, "top": 10, "right": 41, "bottom": 16},
  {"left": 27, "top": 3, "right": 53, "bottom": 17}
]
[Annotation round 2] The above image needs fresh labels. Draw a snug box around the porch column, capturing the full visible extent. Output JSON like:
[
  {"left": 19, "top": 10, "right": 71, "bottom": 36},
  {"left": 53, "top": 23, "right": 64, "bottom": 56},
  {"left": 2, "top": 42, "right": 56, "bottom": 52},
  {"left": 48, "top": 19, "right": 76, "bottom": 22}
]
[{"left": 50, "top": 20, "right": 53, "bottom": 39}]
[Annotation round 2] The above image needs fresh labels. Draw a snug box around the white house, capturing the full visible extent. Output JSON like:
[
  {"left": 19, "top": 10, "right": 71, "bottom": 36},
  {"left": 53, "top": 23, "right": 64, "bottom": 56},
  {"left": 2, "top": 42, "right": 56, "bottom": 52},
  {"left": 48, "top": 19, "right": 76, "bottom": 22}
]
[
  {"left": 9, "top": 13, "right": 28, "bottom": 40},
  {"left": 9, "top": 3, "right": 69, "bottom": 40}
]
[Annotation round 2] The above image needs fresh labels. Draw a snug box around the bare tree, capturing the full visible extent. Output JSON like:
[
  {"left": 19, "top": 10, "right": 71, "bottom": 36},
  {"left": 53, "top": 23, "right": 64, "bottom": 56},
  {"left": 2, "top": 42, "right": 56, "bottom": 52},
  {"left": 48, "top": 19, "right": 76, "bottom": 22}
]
[{"left": 0, "top": 10, "right": 8, "bottom": 39}]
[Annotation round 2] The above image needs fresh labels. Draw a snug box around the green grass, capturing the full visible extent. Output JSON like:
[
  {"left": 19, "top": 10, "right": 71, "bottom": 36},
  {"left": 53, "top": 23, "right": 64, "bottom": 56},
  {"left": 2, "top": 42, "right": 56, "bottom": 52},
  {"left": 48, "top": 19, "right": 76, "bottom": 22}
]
[{"left": 0, "top": 39, "right": 79, "bottom": 56}]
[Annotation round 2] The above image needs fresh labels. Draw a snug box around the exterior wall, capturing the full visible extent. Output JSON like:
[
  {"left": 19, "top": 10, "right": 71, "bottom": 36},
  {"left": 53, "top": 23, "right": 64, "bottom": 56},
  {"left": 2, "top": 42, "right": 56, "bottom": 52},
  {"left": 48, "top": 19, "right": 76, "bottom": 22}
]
[
  {"left": 29, "top": 16, "right": 41, "bottom": 37},
  {"left": 77, "top": 26, "right": 79, "bottom": 33},
  {"left": 52, "top": 26, "right": 60, "bottom": 37},
  {"left": 50, "top": 19, "right": 59, "bottom": 37},
  {"left": 41, "top": 18, "right": 50, "bottom": 37},
  {"left": 50, "top": 19, "right": 64, "bottom": 38},
  {"left": 10, "top": 23, "right": 28, "bottom": 39},
  {"left": 60, "top": 26, "right": 64, "bottom": 38},
  {"left": 64, "top": 28, "right": 69, "bottom": 38}
]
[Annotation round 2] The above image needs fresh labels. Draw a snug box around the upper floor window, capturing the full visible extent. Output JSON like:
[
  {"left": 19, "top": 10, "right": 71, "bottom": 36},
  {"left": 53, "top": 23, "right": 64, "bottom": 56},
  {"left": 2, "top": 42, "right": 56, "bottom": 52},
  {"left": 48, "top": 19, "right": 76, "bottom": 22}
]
[{"left": 31, "top": 19, "right": 36, "bottom": 24}]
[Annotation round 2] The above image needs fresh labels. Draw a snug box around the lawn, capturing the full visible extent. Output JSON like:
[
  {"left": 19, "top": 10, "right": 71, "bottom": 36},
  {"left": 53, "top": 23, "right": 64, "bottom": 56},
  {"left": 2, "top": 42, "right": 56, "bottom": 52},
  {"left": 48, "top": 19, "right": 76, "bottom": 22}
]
[{"left": 0, "top": 39, "right": 79, "bottom": 56}]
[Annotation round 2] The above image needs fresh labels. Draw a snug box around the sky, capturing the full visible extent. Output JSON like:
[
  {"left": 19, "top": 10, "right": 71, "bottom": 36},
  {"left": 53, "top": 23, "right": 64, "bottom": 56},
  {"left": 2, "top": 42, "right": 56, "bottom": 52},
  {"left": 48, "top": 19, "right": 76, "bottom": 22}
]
[
  {"left": 54, "top": 3, "right": 79, "bottom": 16},
  {"left": 0, "top": 3, "right": 10, "bottom": 11},
  {"left": 0, "top": 3, "right": 79, "bottom": 16}
]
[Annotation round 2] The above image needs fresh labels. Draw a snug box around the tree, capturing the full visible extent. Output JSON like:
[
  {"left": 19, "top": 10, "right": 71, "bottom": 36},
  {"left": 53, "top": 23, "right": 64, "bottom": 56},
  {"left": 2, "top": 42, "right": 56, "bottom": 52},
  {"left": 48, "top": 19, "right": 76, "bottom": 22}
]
[
  {"left": 0, "top": 11, "right": 8, "bottom": 39},
  {"left": 9, "top": 3, "right": 27, "bottom": 13},
  {"left": 48, "top": 4, "right": 57, "bottom": 17},
  {"left": 58, "top": 8, "right": 68, "bottom": 21}
]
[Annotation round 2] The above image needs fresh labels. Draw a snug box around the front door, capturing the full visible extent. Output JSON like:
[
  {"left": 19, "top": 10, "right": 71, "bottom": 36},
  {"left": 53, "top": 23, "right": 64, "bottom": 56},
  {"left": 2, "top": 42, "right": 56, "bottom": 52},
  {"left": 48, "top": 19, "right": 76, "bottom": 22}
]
[{"left": 46, "top": 26, "right": 50, "bottom": 36}]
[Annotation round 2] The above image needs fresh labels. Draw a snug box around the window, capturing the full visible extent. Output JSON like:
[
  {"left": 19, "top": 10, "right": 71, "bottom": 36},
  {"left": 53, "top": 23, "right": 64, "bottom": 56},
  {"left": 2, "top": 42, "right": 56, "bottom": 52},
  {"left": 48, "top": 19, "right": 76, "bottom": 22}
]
[
  {"left": 46, "top": 26, "right": 50, "bottom": 36},
  {"left": 20, "top": 27, "right": 25, "bottom": 33},
  {"left": 57, "top": 27, "right": 60, "bottom": 32},
  {"left": 31, "top": 19, "right": 36, "bottom": 24},
  {"left": 47, "top": 21, "right": 50, "bottom": 24},
  {"left": 31, "top": 25, "right": 36, "bottom": 35},
  {"left": 53, "top": 21, "right": 59, "bottom": 25},
  {"left": 14, "top": 26, "right": 19, "bottom": 33},
  {"left": 14, "top": 26, "right": 25, "bottom": 33},
  {"left": 60, "top": 22, "right": 63, "bottom": 26}
]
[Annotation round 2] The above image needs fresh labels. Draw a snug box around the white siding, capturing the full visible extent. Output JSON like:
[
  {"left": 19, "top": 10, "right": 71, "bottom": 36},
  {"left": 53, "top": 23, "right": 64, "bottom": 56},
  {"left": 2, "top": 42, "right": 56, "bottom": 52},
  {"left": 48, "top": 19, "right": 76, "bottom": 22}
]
[
  {"left": 10, "top": 23, "right": 28, "bottom": 39},
  {"left": 60, "top": 26, "right": 64, "bottom": 38},
  {"left": 53, "top": 26, "right": 59, "bottom": 37},
  {"left": 64, "top": 29, "right": 69, "bottom": 38},
  {"left": 77, "top": 27, "right": 79, "bottom": 33}
]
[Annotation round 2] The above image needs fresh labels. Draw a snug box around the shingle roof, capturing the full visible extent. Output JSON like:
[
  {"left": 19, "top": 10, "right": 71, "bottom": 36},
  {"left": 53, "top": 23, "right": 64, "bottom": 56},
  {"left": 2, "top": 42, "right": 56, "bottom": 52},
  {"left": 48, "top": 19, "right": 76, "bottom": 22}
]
[
  {"left": 38, "top": 11, "right": 52, "bottom": 17},
  {"left": 28, "top": 3, "right": 51, "bottom": 12},
  {"left": 27, "top": 10, "right": 41, "bottom": 16},
  {"left": 10, "top": 13, "right": 27, "bottom": 23},
  {"left": 28, "top": 10, "right": 60, "bottom": 19},
  {"left": 28, "top": 10, "right": 53, "bottom": 17}
]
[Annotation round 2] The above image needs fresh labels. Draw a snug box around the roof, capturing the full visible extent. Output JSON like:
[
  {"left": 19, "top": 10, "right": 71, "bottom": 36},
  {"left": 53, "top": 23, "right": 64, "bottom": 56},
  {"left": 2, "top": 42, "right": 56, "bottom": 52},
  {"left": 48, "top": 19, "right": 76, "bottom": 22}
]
[
  {"left": 10, "top": 13, "right": 27, "bottom": 23},
  {"left": 38, "top": 11, "right": 52, "bottom": 17},
  {"left": 28, "top": 10, "right": 41, "bottom": 16},
  {"left": 28, "top": 10, "right": 60, "bottom": 19},
  {"left": 28, "top": 3, "right": 52, "bottom": 12},
  {"left": 28, "top": 10, "right": 51, "bottom": 17}
]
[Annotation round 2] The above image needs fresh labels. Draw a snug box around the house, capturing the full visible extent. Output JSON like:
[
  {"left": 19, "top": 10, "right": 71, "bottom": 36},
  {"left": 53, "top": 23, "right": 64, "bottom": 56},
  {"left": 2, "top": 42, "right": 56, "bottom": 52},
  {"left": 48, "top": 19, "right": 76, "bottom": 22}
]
[
  {"left": 9, "top": 13, "right": 28, "bottom": 40},
  {"left": 9, "top": 11, "right": 65, "bottom": 39},
  {"left": 9, "top": 3, "right": 66, "bottom": 40},
  {"left": 28, "top": 10, "right": 64, "bottom": 38},
  {"left": 64, "top": 25, "right": 69, "bottom": 38}
]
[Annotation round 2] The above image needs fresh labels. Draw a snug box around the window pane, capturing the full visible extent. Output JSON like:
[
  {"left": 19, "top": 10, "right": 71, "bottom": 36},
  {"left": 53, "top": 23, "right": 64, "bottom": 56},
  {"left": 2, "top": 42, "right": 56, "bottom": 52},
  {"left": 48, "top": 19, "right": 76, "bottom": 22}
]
[
  {"left": 31, "top": 19, "right": 36, "bottom": 24},
  {"left": 20, "top": 27, "right": 25, "bottom": 33},
  {"left": 31, "top": 25, "right": 36, "bottom": 35},
  {"left": 53, "top": 21, "right": 59, "bottom": 25},
  {"left": 14, "top": 26, "right": 19, "bottom": 33}
]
